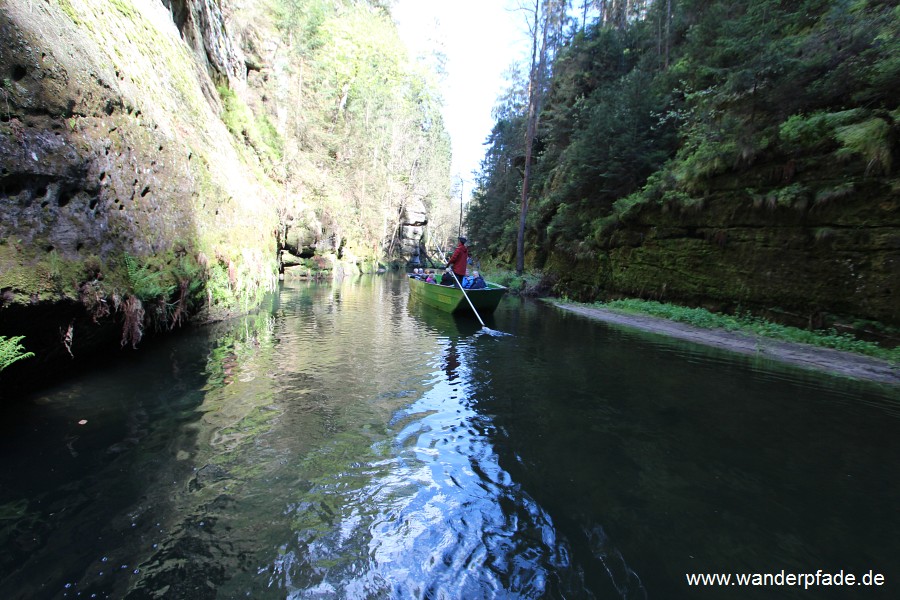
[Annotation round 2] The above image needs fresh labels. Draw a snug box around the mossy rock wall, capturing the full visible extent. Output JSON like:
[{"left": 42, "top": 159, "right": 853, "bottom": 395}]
[
  {"left": 548, "top": 165, "right": 899, "bottom": 329},
  {"left": 0, "top": 0, "right": 280, "bottom": 390}
]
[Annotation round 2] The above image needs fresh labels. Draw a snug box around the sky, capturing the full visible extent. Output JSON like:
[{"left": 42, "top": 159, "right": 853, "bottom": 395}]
[{"left": 392, "top": 0, "right": 531, "bottom": 196}]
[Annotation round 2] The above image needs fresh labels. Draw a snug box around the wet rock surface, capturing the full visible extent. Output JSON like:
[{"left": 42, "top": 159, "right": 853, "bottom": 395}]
[{"left": 0, "top": 1, "right": 281, "bottom": 393}]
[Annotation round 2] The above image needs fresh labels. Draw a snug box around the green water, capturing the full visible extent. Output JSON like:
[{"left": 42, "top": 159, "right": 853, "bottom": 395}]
[{"left": 1, "top": 274, "right": 897, "bottom": 599}]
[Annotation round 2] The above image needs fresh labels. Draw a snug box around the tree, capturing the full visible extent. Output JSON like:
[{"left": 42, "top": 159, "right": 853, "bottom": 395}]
[
  {"left": 466, "top": 66, "right": 529, "bottom": 259},
  {"left": 515, "top": 0, "right": 570, "bottom": 274},
  {"left": 474, "top": 0, "right": 900, "bottom": 280},
  {"left": 271, "top": 0, "right": 452, "bottom": 260}
]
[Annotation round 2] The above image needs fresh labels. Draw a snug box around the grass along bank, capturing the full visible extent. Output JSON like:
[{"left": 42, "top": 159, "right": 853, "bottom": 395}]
[
  {"left": 567, "top": 299, "right": 900, "bottom": 364},
  {"left": 474, "top": 260, "right": 548, "bottom": 296}
]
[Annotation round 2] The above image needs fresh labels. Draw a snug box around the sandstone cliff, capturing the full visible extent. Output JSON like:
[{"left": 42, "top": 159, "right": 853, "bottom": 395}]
[
  {"left": 0, "top": 0, "right": 284, "bottom": 389},
  {"left": 1, "top": 0, "right": 452, "bottom": 392},
  {"left": 547, "top": 154, "right": 900, "bottom": 338}
]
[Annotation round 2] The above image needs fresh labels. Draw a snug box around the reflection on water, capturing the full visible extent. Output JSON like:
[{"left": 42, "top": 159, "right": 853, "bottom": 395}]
[
  {"left": 0, "top": 274, "right": 898, "bottom": 599},
  {"left": 267, "top": 337, "right": 574, "bottom": 598}
]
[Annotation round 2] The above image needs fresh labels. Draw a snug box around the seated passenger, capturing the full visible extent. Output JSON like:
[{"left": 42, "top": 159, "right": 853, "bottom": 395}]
[
  {"left": 440, "top": 269, "right": 456, "bottom": 286},
  {"left": 425, "top": 270, "right": 436, "bottom": 284},
  {"left": 461, "top": 269, "right": 474, "bottom": 289},
  {"left": 470, "top": 271, "right": 486, "bottom": 289}
]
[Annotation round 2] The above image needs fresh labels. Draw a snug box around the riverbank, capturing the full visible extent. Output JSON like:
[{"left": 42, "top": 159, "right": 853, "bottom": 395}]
[{"left": 550, "top": 301, "right": 900, "bottom": 386}]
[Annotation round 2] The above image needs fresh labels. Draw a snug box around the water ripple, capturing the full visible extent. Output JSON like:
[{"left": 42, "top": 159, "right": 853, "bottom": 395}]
[{"left": 3, "top": 276, "right": 897, "bottom": 599}]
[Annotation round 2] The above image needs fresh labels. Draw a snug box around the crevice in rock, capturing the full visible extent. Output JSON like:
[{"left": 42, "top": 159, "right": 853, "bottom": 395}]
[
  {"left": 162, "top": 0, "right": 191, "bottom": 38},
  {"left": 103, "top": 99, "right": 123, "bottom": 116},
  {"left": 1, "top": 173, "right": 36, "bottom": 197}
]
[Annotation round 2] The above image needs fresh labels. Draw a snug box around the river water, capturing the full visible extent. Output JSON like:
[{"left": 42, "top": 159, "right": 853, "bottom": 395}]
[{"left": 1, "top": 274, "right": 898, "bottom": 599}]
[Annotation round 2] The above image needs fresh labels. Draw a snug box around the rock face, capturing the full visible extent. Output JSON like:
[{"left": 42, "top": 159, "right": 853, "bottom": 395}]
[
  {"left": 0, "top": 0, "right": 279, "bottom": 390},
  {"left": 0, "top": 0, "right": 447, "bottom": 392},
  {"left": 398, "top": 197, "right": 427, "bottom": 262},
  {"left": 548, "top": 157, "right": 900, "bottom": 333},
  {"left": 160, "top": 0, "right": 245, "bottom": 87}
]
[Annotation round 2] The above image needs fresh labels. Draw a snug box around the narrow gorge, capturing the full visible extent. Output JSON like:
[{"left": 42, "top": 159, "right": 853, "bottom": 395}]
[{"left": 1, "top": 0, "right": 451, "bottom": 392}]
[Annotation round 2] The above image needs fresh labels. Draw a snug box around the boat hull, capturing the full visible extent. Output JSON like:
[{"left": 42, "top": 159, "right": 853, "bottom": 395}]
[{"left": 408, "top": 276, "right": 507, "bottom": 314}]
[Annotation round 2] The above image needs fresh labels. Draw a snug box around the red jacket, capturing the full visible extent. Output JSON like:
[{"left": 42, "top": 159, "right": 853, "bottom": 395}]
[{"left": 448, "top": 242, "right": 469, "bottom": 277}]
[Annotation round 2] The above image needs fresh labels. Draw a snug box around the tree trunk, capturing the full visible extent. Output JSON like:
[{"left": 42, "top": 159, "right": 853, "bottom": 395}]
[
  {"left": 665, "top": 0, "right": 672, "bottom": 68},
  {"left": 516, "top": 0, "right": 549, "bottom": 275}
]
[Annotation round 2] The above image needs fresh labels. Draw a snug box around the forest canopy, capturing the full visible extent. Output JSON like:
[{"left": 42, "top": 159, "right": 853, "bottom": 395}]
[
  {"left": 467, "top": 0, "right": 899, "bottom": 264},
  {"left": 262, "top": 0, "right": 454, "bottom": 258}
]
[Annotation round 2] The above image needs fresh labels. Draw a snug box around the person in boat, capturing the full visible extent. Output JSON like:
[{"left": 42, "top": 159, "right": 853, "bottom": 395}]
[
  {"left": 447, "top": 237, "right": 469, "bottom": 283},
  {"left": 461, "top": 269, "right": 474, "bottom": 289},
  {"left": 469, "top": 271, "right": 486, "bottom": 289},
  {"left": 439, "top": 269, "right": 456, "bottom": 286},
  {"left": 425, "top": 270, "right": 436, "bottom": 284}
]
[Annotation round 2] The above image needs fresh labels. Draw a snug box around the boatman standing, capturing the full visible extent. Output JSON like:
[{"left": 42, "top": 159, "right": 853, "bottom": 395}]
[{"left": 447, "top": 237, "right": 469, "bottom": 285}]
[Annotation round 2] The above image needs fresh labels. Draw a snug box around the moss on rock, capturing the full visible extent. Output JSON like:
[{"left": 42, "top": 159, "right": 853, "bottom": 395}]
[{"left": 549, "top": 171, "right": 900, "bottom": 332}]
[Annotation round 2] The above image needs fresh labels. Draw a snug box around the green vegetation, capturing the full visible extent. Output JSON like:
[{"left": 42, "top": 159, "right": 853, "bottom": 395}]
[
  {"left": 206, "top": 260, "right": 259, "bottom": 313},
  {"left": 124, "top": 253, "right": 175, "bottom": 303},
  {"left": 467, "top": 0, "right": 899, "bottom": 266},
  {"left": 0, "top": 336, "right": 34, "bottom": 372},
  {"left": 834, "top": 117, "right": 892, "bottom": 175},
  {"left": 257, "top": 0, "right": 454, "bottom": 258},
  {"left": 778, "top": 109, "right": 866, "bottom": 150},
  {"left": 476, "top": 259, "right": 545, "bottom": 295},
  {"left": 109, "top": 0, "right": 136, "bottom": 19},
  {"left": 115, "top": 251, "right": 212, "bottom": 346},
  {"left": 56, "top": 0, "right": 82, "bottom": 25},
  {"left": 592, "top": 299, "right": 900, "bottom": 363},
  {"left": 217, "top": 85, "right": 284, "bottom": 171}
]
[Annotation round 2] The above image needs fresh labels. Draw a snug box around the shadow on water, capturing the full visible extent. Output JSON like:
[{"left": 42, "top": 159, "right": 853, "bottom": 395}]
[
  {"left": 474, "top": 297, "right": 900, "bottom": 599},
  {"left": 0, "top": 313, "right": 249, "bottom": 599},
  {"left": 406, "top": 297, "right": 483, "bottom": 339},
  {"left": 0, "top": 274, "right": 898, "bottom": 599}
]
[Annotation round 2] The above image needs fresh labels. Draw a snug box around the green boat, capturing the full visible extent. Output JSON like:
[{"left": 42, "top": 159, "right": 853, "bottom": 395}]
[{"left": 407, "top": 276, "right": 507, "bottom": 314}]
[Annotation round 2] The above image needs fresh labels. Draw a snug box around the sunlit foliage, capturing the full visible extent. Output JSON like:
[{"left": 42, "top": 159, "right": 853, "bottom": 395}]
[
  {"left": 266, "top": 0, "right": 452, "bottom": 259},
  {"left": 468, "top": 0, "right": 899, "bottom": 264},
  {"left": 0, "top": 336, "right": 34, "bottom": 373}
]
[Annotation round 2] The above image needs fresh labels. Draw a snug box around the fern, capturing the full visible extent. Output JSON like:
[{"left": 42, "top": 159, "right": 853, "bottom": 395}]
[
  {"left": 779, "top": 109, "right": 864, "bottom": 149},
  {"left": 0, "top": 336, "right": 35, "bottom": 372},
  {"left": 834, "top": 118, "right": 892, "bottom": 175},
  {"left": 124, "top": 253, "right": 175, "bottom": 302}
]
